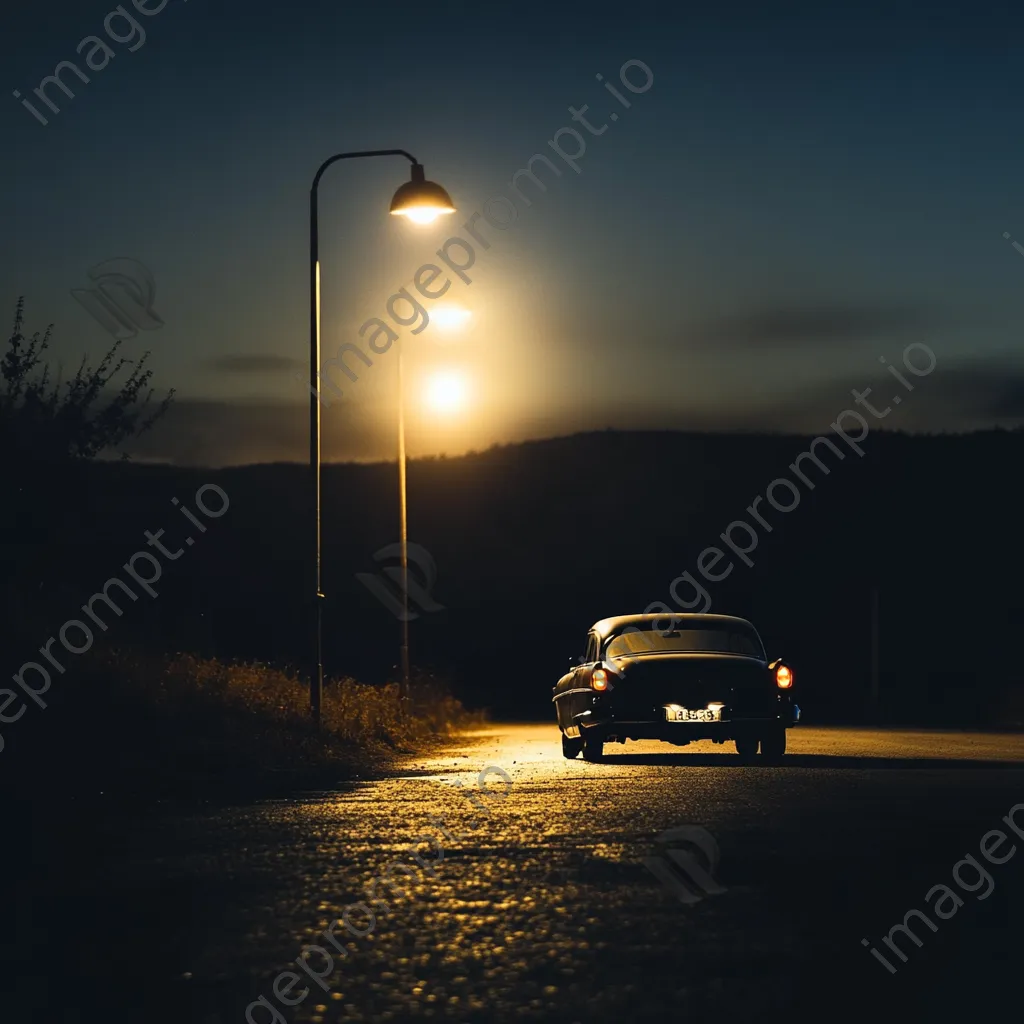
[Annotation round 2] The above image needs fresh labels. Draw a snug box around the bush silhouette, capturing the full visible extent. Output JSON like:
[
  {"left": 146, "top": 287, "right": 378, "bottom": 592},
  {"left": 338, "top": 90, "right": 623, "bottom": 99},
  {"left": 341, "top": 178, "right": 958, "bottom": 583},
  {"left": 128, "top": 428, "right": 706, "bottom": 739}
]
[
  {"left": 0, "top": 298, "right": 175, "bottom": 646},
  {"left": 0, "top": 297, "right": 173, "bottom": 465}
]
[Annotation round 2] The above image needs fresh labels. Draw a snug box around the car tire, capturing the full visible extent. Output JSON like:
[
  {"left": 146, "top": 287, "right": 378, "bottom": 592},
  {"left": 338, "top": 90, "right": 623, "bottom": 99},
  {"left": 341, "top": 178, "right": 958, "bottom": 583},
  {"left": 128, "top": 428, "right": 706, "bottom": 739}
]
[
  {"left": 561, "top": 732, "right": 583, "bottom": 759},
  {"left": 759, "top": 726, "right": 787, "bottom": 763},
  {"left": 734, "top": 735, "right": 758, "bottom": 762},
  {"left": 581, "top": 731, "right": 604, "bottom": 762}
]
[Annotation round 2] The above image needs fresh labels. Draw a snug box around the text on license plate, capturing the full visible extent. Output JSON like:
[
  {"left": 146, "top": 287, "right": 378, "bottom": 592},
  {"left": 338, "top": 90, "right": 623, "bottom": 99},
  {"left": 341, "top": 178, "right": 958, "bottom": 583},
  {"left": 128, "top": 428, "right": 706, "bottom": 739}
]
[{"left": 664, "top": 704, "right": 722, "bottom": 723}]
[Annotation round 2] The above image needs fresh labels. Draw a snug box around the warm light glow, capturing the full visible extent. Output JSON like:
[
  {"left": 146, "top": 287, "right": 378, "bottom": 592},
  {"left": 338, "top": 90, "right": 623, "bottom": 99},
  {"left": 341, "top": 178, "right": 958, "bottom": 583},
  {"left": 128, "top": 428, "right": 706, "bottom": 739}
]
[
  {"left": 392, "top": 205, "right": 452, "bottom": 225},
  {"left": 432, "top": 304, "right": 472, "bottom": 331},
  {"left": 592, "top": 669, "right": 609, "bottom": 691},
  {"left": 424, "top": 370, "right": 470, "bottom": 415},
  {"left": 776, "top": 664, "right": 793, "bottom": 688}
]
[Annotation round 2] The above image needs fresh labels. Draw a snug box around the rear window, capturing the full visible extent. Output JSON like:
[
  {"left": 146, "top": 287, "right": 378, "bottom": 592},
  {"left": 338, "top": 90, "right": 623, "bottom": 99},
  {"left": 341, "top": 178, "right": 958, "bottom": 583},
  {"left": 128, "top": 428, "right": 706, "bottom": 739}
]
[{"left": 605, "top": 627, "right": 764, "bottom": 660}]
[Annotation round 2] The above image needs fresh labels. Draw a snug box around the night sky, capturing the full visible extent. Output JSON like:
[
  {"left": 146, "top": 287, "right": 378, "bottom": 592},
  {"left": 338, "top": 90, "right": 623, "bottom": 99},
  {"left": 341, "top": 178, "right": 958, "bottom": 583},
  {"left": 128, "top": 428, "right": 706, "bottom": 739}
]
[{"left": 3, "top": 0, "right": 1024, "bottom": 465}]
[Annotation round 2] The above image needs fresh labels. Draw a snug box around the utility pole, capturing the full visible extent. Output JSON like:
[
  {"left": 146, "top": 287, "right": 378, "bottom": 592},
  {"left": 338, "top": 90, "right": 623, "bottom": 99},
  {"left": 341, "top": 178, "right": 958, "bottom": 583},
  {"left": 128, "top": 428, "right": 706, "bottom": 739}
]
[{"left": 869, "top": 586, "right": 880, "bottom": 720}]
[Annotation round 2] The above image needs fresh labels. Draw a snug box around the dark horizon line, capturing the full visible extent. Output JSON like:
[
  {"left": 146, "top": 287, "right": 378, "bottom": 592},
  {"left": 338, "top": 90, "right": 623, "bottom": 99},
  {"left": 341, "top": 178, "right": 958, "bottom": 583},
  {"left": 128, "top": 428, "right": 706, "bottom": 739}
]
[{"left": 96, "top": 423, "right": 1024, "bottom": 472}]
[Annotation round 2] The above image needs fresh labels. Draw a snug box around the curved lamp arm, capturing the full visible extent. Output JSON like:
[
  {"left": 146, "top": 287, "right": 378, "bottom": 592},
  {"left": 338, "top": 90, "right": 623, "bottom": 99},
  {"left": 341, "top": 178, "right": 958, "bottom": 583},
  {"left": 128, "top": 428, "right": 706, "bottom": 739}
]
[{"left": 311, "top": 150, "right": 418, "bottom": 254}]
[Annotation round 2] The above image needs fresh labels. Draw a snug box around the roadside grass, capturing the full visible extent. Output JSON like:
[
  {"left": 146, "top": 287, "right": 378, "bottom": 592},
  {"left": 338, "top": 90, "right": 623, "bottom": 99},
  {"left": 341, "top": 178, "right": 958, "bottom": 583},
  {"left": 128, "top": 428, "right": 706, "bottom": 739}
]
[{"left": 3, "top": 649, "right": 482, "bottom": 800}]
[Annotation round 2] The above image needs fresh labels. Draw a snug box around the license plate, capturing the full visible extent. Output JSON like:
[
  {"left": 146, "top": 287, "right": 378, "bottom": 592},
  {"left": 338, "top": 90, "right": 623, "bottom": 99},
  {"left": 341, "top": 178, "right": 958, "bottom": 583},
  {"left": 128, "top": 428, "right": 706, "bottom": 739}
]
[{"left": 664, "top": 704, "right": 722, "bottom": 723}]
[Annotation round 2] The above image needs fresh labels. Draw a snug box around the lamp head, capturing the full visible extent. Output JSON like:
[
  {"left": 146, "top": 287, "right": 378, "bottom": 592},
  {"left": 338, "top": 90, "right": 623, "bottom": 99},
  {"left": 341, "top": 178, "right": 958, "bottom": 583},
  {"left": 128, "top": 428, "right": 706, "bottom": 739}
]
[{"left": 390, "top": 163, "right": 456, "bottom": 225}]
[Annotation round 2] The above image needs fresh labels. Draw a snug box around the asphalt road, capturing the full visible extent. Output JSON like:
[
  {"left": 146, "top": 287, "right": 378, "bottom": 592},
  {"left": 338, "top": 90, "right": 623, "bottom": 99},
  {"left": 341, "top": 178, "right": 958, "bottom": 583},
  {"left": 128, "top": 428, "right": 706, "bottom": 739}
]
[{"left": 7, "top": 725, "right": 1024, "bottom": 1024}]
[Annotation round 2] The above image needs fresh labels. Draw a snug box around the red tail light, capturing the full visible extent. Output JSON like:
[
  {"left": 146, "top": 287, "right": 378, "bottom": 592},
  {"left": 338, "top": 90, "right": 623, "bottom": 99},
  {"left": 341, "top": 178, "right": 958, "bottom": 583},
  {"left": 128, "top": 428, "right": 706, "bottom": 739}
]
[
  {"left": 775, "top": 664, "right": 793, "bottom": 689},
  {"left": 592, "top": 668, "right": 610, "bottom": 691}
]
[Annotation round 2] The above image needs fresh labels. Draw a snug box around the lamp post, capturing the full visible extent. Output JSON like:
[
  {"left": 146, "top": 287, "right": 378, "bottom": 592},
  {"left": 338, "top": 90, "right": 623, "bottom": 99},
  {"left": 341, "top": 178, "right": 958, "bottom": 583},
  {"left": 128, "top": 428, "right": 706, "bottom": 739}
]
[
  {"left": 309, "top": 151, "right": 455, "bottom": 724},
  {"left": 396, "top": 334, "right": 410, "bottom": 696}
]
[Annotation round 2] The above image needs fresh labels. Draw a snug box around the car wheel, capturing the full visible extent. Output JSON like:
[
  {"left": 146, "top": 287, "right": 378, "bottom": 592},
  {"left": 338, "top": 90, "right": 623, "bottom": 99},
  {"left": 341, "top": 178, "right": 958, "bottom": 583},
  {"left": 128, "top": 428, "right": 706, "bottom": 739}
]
[
  {"left": 759, "top": 726, "right": 787, "bottom": 763},
  {"left": 561, "top": 732, "right": 583, "bottom": 759},
  {"left": 581, "top": 731, "right": 604, "bottom": 762},
  {"left": 734, "top": 735, "right": 758, "bottom": 762}
]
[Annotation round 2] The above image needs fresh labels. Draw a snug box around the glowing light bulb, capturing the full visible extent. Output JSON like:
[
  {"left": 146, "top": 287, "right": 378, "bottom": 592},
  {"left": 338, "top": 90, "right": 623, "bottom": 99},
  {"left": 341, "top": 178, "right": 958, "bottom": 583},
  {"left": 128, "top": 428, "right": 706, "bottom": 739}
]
[{"left": 402, "top": 207, "right": 441, "bottom": 225}]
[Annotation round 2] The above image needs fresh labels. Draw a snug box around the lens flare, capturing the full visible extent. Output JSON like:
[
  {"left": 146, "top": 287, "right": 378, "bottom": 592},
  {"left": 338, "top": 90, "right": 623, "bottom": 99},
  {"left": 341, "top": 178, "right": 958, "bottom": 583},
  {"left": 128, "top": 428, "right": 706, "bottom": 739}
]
[
  {"left": 424, "top": 370, "right": 470, "bottom": 415},
  {"left": 432, "top": 304, "right": 472, "bottom": 331}
]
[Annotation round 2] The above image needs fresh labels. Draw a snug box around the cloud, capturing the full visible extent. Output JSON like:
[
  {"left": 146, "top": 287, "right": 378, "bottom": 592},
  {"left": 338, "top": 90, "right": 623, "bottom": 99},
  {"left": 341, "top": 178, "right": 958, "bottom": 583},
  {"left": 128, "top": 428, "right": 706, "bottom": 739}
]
[
  {"left": 692, "top": 303, "right": 940, "bottom": 349},
  {"left": 204, "top": 354, "right": 303, "bottom": 373},
  {"left": 123, "top": 398, "right": 395, "bottom": 467},
  {"left": 759, "top": 356, "right": 1024, "bottom": 432}
]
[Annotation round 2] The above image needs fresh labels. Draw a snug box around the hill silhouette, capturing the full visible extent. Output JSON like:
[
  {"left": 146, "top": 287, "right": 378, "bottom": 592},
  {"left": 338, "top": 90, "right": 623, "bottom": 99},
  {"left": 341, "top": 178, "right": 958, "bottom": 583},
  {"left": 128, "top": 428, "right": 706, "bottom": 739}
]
[{"left": 2, "top": 428, "right": 1021, "bottom": 730}]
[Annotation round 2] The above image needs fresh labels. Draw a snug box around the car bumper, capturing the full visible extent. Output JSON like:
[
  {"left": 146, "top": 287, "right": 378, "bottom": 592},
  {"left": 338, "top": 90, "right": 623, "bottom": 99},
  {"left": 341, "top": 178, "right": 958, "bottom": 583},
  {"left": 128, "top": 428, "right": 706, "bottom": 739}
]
[{"left": 575, "top": 701, "right": 800, "bottom": 742}]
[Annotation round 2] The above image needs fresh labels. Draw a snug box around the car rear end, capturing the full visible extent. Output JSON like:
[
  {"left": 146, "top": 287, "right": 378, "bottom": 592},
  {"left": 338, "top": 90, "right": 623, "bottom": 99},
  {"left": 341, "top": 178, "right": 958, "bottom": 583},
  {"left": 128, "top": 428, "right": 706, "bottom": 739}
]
[{"left": 581, "top": 653, "right": 798, "bottom": 745}]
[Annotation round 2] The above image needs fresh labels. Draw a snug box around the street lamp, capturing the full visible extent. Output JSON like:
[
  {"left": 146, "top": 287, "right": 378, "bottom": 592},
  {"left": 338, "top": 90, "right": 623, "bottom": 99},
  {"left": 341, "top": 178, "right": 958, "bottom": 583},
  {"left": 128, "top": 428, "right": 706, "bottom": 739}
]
[{"left": 309, "top": 151, "right": 455, "bottom": 724}]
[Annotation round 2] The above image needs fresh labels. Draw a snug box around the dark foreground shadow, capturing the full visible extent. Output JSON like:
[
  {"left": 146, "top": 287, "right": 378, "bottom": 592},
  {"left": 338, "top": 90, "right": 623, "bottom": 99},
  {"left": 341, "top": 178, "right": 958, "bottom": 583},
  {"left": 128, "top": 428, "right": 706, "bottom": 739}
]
[{"left": 593, "top": 752, "right": 1024, "bottom": 769}]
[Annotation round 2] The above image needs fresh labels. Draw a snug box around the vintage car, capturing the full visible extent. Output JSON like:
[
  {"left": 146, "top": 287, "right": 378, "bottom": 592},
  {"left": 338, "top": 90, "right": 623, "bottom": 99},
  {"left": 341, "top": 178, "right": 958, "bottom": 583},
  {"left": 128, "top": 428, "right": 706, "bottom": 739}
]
[{"left": 553, "top": 613, "right": 799, "bottom": 762}]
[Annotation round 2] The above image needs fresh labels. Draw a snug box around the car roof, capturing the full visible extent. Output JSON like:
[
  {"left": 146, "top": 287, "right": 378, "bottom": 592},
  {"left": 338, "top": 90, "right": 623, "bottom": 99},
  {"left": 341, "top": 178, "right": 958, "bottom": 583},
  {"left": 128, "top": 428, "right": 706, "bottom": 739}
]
[{"left": 591, "top": 612, "right": 757, "bottom": 641}]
